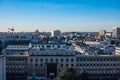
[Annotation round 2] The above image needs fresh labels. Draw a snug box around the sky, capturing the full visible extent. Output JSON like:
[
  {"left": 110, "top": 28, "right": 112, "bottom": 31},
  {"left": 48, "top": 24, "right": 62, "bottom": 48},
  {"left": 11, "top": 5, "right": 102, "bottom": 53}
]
[{"left": 0, "top": 0, "right": 120, "bottom": 32}]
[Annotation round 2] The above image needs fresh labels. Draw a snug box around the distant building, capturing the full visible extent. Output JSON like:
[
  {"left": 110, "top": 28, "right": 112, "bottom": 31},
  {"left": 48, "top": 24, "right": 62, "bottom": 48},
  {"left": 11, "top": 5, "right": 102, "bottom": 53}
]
[
  {"left": 99, "top": 30, "right": 106, "bottom": 36},
  {"left": 105, "top": 32, "right": 112, "bottom": 38},
  {"left": 112, "top": 27, "right": 120, "bottom": 39},
  {"left": 115, "top": 47, "right": 120, "bottom": 55},
  {"left": 52, "top": 30, "right": 61, "bottom": 37},
  {"left": 0, "top": 55, "right": 6, "bottom": 80}
]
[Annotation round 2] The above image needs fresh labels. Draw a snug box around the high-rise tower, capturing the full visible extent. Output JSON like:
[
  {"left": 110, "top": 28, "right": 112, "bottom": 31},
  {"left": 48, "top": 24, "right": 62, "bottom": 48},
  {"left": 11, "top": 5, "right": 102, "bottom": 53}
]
[{"left": 112, "top": 27, "right": 120, "bottom": 39}]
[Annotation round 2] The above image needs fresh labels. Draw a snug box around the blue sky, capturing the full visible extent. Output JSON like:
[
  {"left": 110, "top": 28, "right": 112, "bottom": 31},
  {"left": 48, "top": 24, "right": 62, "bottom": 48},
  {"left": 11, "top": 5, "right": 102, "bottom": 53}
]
[{"left": 0, "top": 0, "right": 120, "bottom": 32}]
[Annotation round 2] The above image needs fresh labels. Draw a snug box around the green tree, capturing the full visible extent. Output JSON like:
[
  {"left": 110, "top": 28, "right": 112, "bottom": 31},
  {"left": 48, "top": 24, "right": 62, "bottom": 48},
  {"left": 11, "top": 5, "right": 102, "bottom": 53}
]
[
  {"left": 58, "top": 67, "right": 77, "bottom": 80},
  {"left": 79, "top": 69, "right": 88, "bottom": 80}
]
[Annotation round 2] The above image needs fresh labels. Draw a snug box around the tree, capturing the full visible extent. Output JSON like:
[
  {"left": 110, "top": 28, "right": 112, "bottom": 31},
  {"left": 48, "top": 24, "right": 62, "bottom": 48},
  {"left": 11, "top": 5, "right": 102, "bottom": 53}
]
[
  {"left": 79, "top": 69, "right": 88, "bottom": 80},
  {"left": 58, "top": 67, "right": 77, "bottom": 80},
  {"left": 58, "top": 67, "right": 89, "bottom": 80}
]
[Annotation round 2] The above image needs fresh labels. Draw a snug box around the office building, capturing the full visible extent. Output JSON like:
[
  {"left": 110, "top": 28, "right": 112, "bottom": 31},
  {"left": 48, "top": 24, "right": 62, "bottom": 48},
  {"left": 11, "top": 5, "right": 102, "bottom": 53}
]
[
  {"left": 99, "top": 30, "right": 106, "bottom": 36},
  {"left": 51, "top": 30, "right": 61, "bottom": 37},
  {"left": 2, "top": 44, "right": 29, "bottom": 80},
  {"left": 0, "top": 55, "right": 6, "bottom": 80},
  {"left": 2, "top": 42, "right": 120, "bottom": 80},
  {"left": 112, "top": 27, "right": 120, "bottom": 39}
]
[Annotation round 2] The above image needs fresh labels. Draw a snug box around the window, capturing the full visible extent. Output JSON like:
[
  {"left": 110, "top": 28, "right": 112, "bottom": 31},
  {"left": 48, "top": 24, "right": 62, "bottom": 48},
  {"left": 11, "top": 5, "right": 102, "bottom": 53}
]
[
  {"left": 66, "top": 64, "right": 69, "bottom": 67},
  {"left": 35, "top": 59, "right": 38, "bottom": 62},
  {"left": 66, "top": 59, "right": 69, "bottom": 62},
  {"left": 45, "top": 59, "right": 48, "bottom": 62},
  {"left": 56, "top": 59, "right": 58, "bottom": 62},
  {"left": 51, "top": 59, "right": 53, "bottom": 62},
  {"left": 114, "top": 59, "right": 116, "bottom": 61},
  {"left": 30, "top": 59, "right": 33, "bottom": 62},
  {"left": 61, "top": 59, "right": 63, "bottom": 62},
  {"left": 90, "top": 64, "right": 92, "bottom": 66},
  {"left": 20, "top": 53, "right": 23, "bottom": 55},
  {"left": 42, "top": 45, "right": 44, "bottom": 48},
  {"left": 40, "top": 59, "right": 43, "bottom": 62},
  {"left": 47, "top": 45, "right": 51, "bottom": 48},
  {"left": 97, "top": 59, "right": 99, "bottom": 61},
  {"left": 71, "top": 59, "right": 74, "bottom": 62},
  {"left": 76, "top": 64, "right": 79, "bottom": 66},
  {"left": 61, "top": 64, "right": 63, "bottom": 67},
  {"left": 113, "top": 64, "right": 115, "bottom": 66},
  {"left": 76, "top": 59, "right": 79, "bottom": 61},
  {"left": 80, "top": 59, "right": 82, "bottom": 61},
  {"left": 80, "top": 64, "right": 82, "bottom": 66},
  {"left": 35, "top": 64, "right": 38, "bottom": 67},
  {"left": 71, "top": 64, "right": 74, "bottom": 67},
  {"left": 84, "top": 59, "right": 86, "bottom": 61},
  {"left": 53, "top": 45, "right": 54, "bottom": 48},
  {"left": 58, "top": 45, "right": 60, "bottom": 48},
  {"left": 83, "top": 64, "right": 85, "bottom": 66},
  {"left": 40, "top": 64, "right": 43, "bottom": 67},
  {"left": 6, "top": 53, "right": 9, "bottom": 55},
  {"left": 22, "top": 59, "right": 24, "bottom": 61}
]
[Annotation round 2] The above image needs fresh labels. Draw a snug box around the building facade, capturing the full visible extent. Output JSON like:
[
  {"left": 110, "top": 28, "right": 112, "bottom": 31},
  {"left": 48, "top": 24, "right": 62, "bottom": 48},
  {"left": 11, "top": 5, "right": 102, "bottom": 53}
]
[
  {"left": 112, "top": 27, "right": 120, "bottom": 39},
  {"left": 99, "top": 30, "right": 106, "bottom": 36},
  {"left": 52, "top": 30, "right": 61, "bottom": 37},
  {"left": 0, "top": 55, "right": 6, "bottom": 80},
  {"left": 116, "top": 47, "right": 120, "bottom": 55},
  {"left": 76, "top": 55, "right": 120, "bottom": 80},
  {"left": 2, "top": 45, "right": 29, "bottom": 80},
  {"left": 2, "top": 43, "right": 120, "bottom": 80},
  {"left": 27, "top": 49, "right": 77, "bottom": 80}
]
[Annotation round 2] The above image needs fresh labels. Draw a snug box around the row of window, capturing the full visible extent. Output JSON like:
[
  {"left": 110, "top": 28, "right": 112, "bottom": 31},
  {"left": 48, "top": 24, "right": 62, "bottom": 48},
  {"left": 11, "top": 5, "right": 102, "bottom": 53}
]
[
  {"left": 7, "top": 62, "right": 119, "bottom": 67},
  {"left": 7, "top": 58, "right": 27, "bottom": 61},
  {"left": 7, "top": 69, "right": 26, "bottom": 71},
  {"left": 8, "top": 46, "right": 28, "bottom": 48},
  {"left": 87, "top": 74, "right": 119, "bottom": 76},
  {"left": 7, "top": 63, "right": 27, "bottom": 66},
  {"left": 76, "top": 63, "right": 118, "bottom": 67},
  {"left": 30, "top": 58, "right": 74, "bottom": 62},
  {"left": 32, "top": 45, "right": 61, "bottom": 48},
  {"left": 76, "top": 58, "right": 119, "bottom": 61},
  {"left": 32, "top": 63, "right": 74, "bottom": 67}
]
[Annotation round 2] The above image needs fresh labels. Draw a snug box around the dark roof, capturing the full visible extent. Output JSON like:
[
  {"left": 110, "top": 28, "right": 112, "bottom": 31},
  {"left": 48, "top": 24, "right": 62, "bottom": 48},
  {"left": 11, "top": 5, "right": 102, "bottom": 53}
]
[{"left": 8, "top": 40, "right": 30, "bottom": 45}]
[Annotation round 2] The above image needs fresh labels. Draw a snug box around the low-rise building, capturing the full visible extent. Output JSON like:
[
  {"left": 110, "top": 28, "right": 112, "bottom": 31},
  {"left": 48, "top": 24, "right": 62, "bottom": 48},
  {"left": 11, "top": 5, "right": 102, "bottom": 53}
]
[
  {"left": 0, "top": 55, "right": 6, "bottom": 80},
  {"left": 76, "top": 55, "right": 120, "bottom": 80},
  {"left": 2, "top": 44, "right": 29, "bottom": 80},
  {"left": 116, "top": 47, "right": 120, "bottom": 55},
  {"left": 2, "top": 42, "right": 120, "bottom": 80}
]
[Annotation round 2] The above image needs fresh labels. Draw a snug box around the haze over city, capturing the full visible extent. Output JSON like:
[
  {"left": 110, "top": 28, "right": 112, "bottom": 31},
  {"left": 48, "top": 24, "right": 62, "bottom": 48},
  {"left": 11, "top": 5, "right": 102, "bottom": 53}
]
[{"left": 0, "top": 0, "right": 120, "bottom": 32}]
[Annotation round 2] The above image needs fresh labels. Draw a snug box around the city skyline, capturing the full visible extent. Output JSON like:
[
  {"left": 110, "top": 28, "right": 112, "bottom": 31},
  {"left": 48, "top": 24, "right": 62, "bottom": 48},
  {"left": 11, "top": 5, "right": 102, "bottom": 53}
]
[{"left": 0, "top": 0, "right": 120, "bottom": 32}]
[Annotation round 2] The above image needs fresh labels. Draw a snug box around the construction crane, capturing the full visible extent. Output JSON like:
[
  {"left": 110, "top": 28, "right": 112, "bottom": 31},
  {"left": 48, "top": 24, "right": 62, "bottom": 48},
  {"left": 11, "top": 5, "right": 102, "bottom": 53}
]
[{"left": 8, "top": 27, "right": 15, "bottom": 38}]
